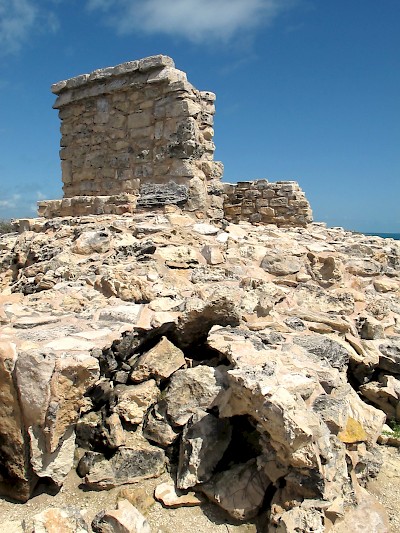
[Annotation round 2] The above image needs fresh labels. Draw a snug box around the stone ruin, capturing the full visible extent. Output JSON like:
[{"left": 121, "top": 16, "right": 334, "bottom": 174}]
[{"left": 38, "top": 54, "right": 313, "bottom": 227}]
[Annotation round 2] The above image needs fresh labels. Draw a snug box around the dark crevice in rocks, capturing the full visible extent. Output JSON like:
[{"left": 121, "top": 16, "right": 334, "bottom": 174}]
[{"left": 214, "top": 415, "right": 263, "bottom": 473}]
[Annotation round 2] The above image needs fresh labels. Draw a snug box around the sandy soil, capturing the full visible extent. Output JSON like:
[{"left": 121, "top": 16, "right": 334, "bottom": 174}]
[{"left": 1, "top": 444, "right": 399, "bottom": 532}]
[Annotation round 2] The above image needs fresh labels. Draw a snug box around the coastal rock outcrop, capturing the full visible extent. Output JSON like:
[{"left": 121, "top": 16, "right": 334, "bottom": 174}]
[{"left": 1, "top": 210, "right": 399, "bottom": 532}]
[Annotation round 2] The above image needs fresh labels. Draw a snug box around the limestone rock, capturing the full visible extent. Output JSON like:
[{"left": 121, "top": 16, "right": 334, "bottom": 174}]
[
  {"left": 114, "top": 380, "right": 159, "bottom": 425},
  {"left": 154, "top": 483, "right": 203, "bottom": 507},
  {"left": 27, "top": 507, "right": 89, "bottom": 533},
  {"left": 201, "top": 459, "right": 270, "bottom": 520},
  {"left": 261, "top": 253, "right": 303, "bottom": 276},
  {"left": 72, "top": 230, "right": 111, "bottom": 255},
  {"left": 29, "top": 425, "right": 76, "bottom": 485},
  {"left": 92, "top": 499, "right": 151, "bottom": 533},
  {"left": 165, "top": 366, "right": 228, "bottom": 426},
  {"left": 177, "top": 410, "right": 232, "bottom": 489},
  {"left": 293, "top": 335, "right": 350, "bottom": 371},
  {"left": 0, "top": 341, "right": 34, "bottom": 502},
  {"left": 130, "top": 337, "right": 185, "bottom": 383},
  {"left": 84, "top": 443, "right": 165, "bottom": 489}
]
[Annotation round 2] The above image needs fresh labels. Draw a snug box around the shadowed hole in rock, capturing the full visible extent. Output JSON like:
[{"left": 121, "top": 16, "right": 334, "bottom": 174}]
[{"left": 214, "top": 415, "right": 263, "bottom": 473}]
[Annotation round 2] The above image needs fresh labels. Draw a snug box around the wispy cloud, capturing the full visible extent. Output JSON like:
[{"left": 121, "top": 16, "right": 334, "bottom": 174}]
[
  {"left": 87, "top": 0, "right": 296, "bottom": 43},
  {"left": 0, "top": 0, "right": 58, "bottom": 55},
  {"left": 0, "top": 193, "right": 21, "bottom": 209}
]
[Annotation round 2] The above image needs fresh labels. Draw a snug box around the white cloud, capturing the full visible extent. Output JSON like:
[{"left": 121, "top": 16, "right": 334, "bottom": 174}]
[
  {"left": 87, "top": 0, "right": 296, "bottom": 43},
  {"left": 0, "top": 0, "right": 58, "bottom": 55},
  {"left": 0, "top": 193, "right": 21, "bottom": 209}
]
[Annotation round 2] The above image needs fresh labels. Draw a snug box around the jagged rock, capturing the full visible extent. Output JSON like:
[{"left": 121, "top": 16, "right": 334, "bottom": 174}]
[
  {"left": 378, "top": 340, "right": 400, "bottom": 373},
  {"left": 360, "top": 374, "right": 400, "bottom": 420},
  {"left": 72, "top": 230, "right": 111, "bottom": 255},
  {"left": 154, "top": 483, "right": 203, "bottom": 507},
  {"left": 26, "top": 507, "right": 89, "bottom": 533},
  {"left": 261, "top": 253, "right": 303, "bottom": 276},
  {"left": 113, "top": 380, "right": 159, "bottom": 425},
  {"left": 201, "top": 245, "right": 225, "bottom": 265},
  {"left": 330, "top": 485, "right": 389, "bottom": 532},
  {"left": 307, "top": 252, "right": 343, "bottom": 287},
  {"left": 45, "top": 353, "right": 100, "bottom": 453},
  {"left": 130, "top": 336, "right": 185, "bottom": 383},
  {"left": 83, "top": 441, "right": 165, "bottom": 489},
  {"left": 164, "top": 366, "right": 228, "bottom": 426},
  {"left": 345, "top": 258, "right": 382, "bottom": 276},
  {"left": 118, "top": 487, "right": 155, "bottom": 514},
  {"left": 201, "top": 459, "right": 271, "bottom": 520},
  {"left": 172, "top": 290, "right": 241, "bottom": 348},
  {"left": 142, "top": 402, "right": 180, "bottom": 447},
  {"left": 177, "top": 410, "right": 232, "bottom": 489},
  {"left": 293, "top": 335, "right": 350, "bottom": 371},
  {"left": 29, "top": 425, "right": 76, "bottom": 485},
  {"left": 0, "top": 341, "right": 34, "bottom": 502},
  {"left": 92, "top": 499, "right": 151, "bottom": 533}
]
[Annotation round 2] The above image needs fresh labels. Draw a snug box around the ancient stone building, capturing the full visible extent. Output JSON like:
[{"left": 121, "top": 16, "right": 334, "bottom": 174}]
[
  {"left": 38, "top": 54, "right": 312, "bottom": 226},
  {"left": 40, "top": 55, "right": 224, "bottom": 218}
]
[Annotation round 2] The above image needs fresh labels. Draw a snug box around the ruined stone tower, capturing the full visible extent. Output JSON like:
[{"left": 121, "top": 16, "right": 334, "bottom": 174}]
[{"left": 39, "top": 55, "right": 224, "bottom": 218}]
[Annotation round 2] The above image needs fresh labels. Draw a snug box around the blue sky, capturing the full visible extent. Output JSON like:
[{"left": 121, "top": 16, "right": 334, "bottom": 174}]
[{"left": 0, "top": 0, "right": 399, "bottom": 232}]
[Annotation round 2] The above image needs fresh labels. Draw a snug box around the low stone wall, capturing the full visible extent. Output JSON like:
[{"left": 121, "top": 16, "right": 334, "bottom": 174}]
[{"left": 222, "top": 180, "right": 313, "bottom": 226}]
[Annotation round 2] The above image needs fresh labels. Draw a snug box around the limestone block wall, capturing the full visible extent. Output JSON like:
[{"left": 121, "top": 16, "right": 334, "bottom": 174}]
[
  {"left": 223, "top": 180, "right": 313, "bottom": 226},
  {"left": 51, "top": 55, "right": 223, "bottom": 215}
]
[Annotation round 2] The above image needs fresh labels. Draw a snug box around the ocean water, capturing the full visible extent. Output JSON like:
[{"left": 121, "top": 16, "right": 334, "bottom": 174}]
[{"left": 365, "top": 233, "right": 400, "bottom": 240}]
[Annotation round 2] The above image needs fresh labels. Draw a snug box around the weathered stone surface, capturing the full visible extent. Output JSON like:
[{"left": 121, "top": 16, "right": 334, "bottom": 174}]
[
  {"left": 201, "top": 459, "right": 270, "bottom": 520},
  {"left": 46, "top": 354, "right": 100, "bottom": 452},
  {"left": 114, "top": 380, "right": 159, "bottom": 425},
  {"left": 84, "top": 443, "right": 165, "bottom": 489},
  {"left": 137, "top": 182, "right": 188, "bottom": 207},
  {"left": 177, "top": 410, "right": 232, "bottom": 489},
  {"left": 2, "top": 204, "right": 400, "bottom": 529},
  {"left": 27, "top": 507, "right": 89, "bottom": 533},
  {"left": 130, "top": 336, "right": 185, "bottom": 383},
  {"left": 29, "top": 425, "right": 76, "bottom": 485},
  {"left": 92, "top": 499, "right": 151, "bottom": 533},
  {"left": 0, "top": 341, "right": 34, "bottom": 502},
  {"left": 293, "top": 335, "right": 350, "bottom": 371},
  {"left": 72, "top": 230, "right": 112, "bottom": 255},
  {"left": 378, "top": 340, "right": 400, "bottom": 373},
  {"left": 154, "top": 482, "right": 203, "bottom": 507},
  {"left": 165, "top": 366, "right": 228, "bottom": 426},
  {"left": 261, "top": 253, "right": 303, "bottom": 276}
]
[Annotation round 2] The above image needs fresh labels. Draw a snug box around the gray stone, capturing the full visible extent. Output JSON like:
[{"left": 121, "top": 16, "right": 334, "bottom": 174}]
[
  {"left": 378, "top": 340, "right": 400, "bottom": 373},
  {"left": 261, "top": 253, "right": 303, "bottom": 276},
  {"left": 137, "top": 182, "right": 188, "bottom": 207},
  {"left": 201, "top": 459, "right": 270, "bottom": 521},
  {"left": 84, "top": 444, "right": 165, "bottom": 489},
  {"left": 165, "top": 366, "right": 228, "bottom": 426},
  {"left": 293, "top": 335, "right": 350, "bottom": 370},
  {"left": 177, "top": 410, "right": 232, "bottom": 489},
  {"left": 92, "top": 499, "right": 151, "bottom": 533}
]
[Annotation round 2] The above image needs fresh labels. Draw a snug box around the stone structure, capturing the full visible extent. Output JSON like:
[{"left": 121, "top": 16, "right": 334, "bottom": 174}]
[
  {"left": 40, "top": 55, "right": 223, "bottom": 218},
  {"left": 38, "top": 54, "right": 312, "bottom": 226},
  {"left": 223, "top": 180, "right": 313, "bottom": 226}
]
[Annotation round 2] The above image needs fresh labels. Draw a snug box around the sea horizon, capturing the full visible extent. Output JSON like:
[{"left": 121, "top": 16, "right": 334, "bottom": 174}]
[{"left": 364, "top": 232, "right": 400, "bottom": 240}]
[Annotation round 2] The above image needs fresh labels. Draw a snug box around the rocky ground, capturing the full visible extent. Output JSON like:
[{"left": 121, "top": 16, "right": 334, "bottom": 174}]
[{"left": 1, "top": 208, "right": 400, "bottom": 532}]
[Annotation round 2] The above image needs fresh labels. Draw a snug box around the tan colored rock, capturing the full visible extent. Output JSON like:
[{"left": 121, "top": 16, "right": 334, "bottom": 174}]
[
  {"left": 0, "top": 341, "right": 33, "bottom": 502},
  {"left": 154, "top": 483, "right": 203, "bottom": 507},
  {"left": 130, "top": 337, "right": 185, "bottom": 383},
  {"left": 27, "top": 507, "right": 89, "bottom": 533},
  {"left": 114, "top": 380, "right": 159, "bottom": 425},
  {"left": 92, "top": 499, "right": 151, "bottom": 533},
  {"left": 46, "top": 353, "right": 100, "bottom": 452}
]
